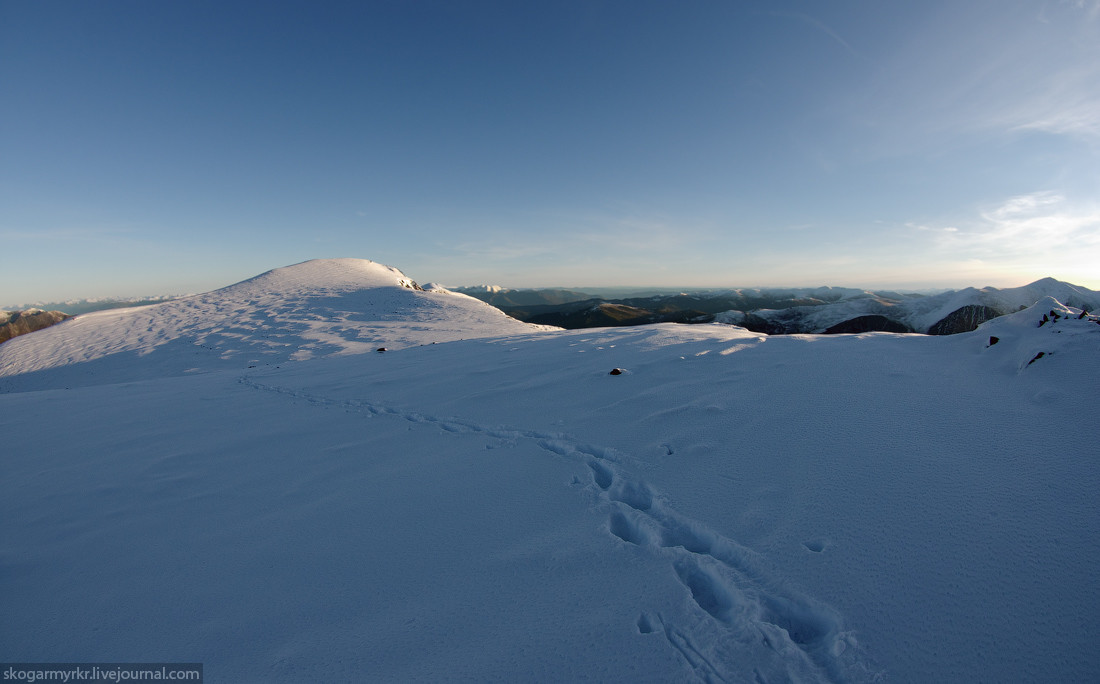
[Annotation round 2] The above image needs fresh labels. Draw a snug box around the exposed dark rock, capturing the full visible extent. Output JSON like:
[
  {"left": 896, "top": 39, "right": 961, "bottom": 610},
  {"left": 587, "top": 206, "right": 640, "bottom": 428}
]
[
  {"left": 823, "top": 315, "right": 913, "bottom": 334},
  {"left": 0, "top": 309, "right": 71, "bottom": 344},
  {"left": 376, "top": 347, "right": 387, "bottom": 353},
  {"left": 988, "top": 336, "right": 1000, "bottom": 346},
  {"left": 1027, "top": 351, "right": 1046, "bottom": 366},
  {"left": 737, "top": 313, "right": 789, "bottom": 335},
  {"left": 928, "top": 305, "right": 1003, "bottom": 335},
  {"left": 609, "top": 368, "right": 624, "bottom": 375}
]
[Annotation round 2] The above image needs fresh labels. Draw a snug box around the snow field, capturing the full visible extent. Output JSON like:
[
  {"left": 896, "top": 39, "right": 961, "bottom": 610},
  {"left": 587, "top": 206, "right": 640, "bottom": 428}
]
[{"left": 2, "top": 260, "right": 1098, "bottom": 682}]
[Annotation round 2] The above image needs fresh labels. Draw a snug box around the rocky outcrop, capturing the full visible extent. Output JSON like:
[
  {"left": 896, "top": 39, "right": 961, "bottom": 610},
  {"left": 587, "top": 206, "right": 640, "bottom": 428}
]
[
  {"left": 737, "top": 313, "right": 790, "bottom": 335},
  {"left": 927, "top": 305, "right": 1002, "bottom": 335},
  {"left": 823, "top": 315, "right": 914, "bottom": 334},
  {"left": 0, "top": 309, "right": 70, "bottom": 344}
]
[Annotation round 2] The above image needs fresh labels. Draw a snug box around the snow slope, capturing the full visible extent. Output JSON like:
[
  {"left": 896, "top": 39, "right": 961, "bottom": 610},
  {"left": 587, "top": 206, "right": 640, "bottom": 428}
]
[
  {"left": 0, "top": 258, "right": 549, "bottom": 391},
  {"left": 2, "top": 260, "right": 1098, "bottom": 682}
]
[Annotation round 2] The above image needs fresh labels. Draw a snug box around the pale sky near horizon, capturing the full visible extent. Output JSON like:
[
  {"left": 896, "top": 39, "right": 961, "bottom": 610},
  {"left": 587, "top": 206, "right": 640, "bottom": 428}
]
[{"left": 3, "top": 0, "right": 1099, "bottom": 306}]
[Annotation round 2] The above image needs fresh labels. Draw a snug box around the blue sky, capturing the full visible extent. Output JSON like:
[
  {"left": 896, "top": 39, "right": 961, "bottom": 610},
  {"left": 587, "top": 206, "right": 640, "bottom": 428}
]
[{"left": 3, "top": 0, "right": 1099, "bottom": 305}]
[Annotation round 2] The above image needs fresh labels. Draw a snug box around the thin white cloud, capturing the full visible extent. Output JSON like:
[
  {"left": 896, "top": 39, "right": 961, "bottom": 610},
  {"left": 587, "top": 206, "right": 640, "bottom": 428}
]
[
  {"left": 984, "top": 191, "right": 1065, "bottom": 223},
  {"left": 914, "top": 191, "right": 1100, "bottom": 284},
  {"left": 771, "top": 11, "right": 860, "bottom": 58},
  {"left": 1006, "top": 86, "right": 1100, "bottom": 140},
  {"left": 850, "top": 1, "right": 1100, "bottom": 148}
]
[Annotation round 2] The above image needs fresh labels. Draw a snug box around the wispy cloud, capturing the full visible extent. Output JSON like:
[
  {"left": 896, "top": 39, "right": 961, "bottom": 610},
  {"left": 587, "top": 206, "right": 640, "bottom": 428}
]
[
  {"left": 1065, "top": 0, "right": 1100, "bottom": 20},
  {"left": 1004, "top": 70, "right": 1100, "bottom": 140},
  {"left": 851, "top": 1, "right": 1100, "bottom": 148},
  {"left": 771, "top": 11, "right": 860, "bottom": 58},
  {"left": 911, "top": 191, "right": 1100, "bottom": 284},
  {"left": 962, "top": 192, "right": 1099, "bottom": 249}
]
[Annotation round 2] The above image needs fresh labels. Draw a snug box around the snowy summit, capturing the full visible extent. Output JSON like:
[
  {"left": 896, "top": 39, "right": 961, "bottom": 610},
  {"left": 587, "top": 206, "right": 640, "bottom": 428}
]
[
  {"left": 2, "top": 258, "right": 1098, "bottom": 682},
  {"left": 0, "top": 258, "right": 546, "bottom": 390}
]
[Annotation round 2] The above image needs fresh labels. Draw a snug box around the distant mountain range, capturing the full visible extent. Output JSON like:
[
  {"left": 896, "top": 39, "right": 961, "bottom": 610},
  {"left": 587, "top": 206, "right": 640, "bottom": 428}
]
[
  {"left": 6, "top": 277, "right": 1097, "bottom": 348},
  {"left": 4, "top": 295, "right": 181, "bottom": 316},
  {"left": 452, "top": 278, "right": 1100, "bottom": 335}
]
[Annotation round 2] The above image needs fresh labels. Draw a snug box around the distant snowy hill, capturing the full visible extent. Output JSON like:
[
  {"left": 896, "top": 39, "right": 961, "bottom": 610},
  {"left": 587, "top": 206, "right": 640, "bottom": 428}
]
[
  {"left": 2, "top": 259, "right": 1098, "bottom": 682},
  {"left": 727, "top": 277, "right": 1100, "bottom": 335},
  {"left": 0, "top": 258, "right": 550, "bottom": 391}
]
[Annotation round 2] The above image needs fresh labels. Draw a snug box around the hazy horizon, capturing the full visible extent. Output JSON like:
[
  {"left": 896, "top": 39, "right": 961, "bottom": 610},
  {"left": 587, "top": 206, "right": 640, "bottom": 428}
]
[{"left": 5, "top": 260, "right": 1089, "bottom": 312}]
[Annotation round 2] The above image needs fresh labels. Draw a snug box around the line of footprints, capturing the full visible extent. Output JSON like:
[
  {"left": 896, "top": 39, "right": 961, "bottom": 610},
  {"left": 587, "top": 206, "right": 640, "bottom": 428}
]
[
  {"left": 243, "top": 376, "right": 873, "bottom": 682},
  {"left": 567, "top": 448, "right": 866, "bottom": 682}
]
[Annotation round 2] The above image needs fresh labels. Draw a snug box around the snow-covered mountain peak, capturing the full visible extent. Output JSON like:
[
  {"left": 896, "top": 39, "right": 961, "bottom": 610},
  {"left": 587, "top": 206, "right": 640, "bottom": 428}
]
[
  {"left": 222, "top": 258, "right": 421, "bottom": 297},
  {"left": 1025, "top": 276, "right": 1065, "bottom": 289},
  {"left": 0, "top": 258, "right": 550, "bottom": 390},
  {"left": 1017, "top": 278, "right": 1097, "bottom": 306}
]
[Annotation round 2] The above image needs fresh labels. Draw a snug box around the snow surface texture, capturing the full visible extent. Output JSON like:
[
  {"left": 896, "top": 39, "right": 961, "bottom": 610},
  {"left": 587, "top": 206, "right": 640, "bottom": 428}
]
[{"left": 2, "top": 259, "right": 1098, "bottom": 682}]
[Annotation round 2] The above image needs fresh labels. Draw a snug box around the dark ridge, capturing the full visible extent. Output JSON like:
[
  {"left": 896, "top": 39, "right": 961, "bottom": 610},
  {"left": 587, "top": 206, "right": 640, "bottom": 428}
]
[
  {"left": 928, "top": 305, "right": 1003, "bottom": 335},
  {"left": 824, "top": 315, "right": 914, "bottom": 334}
]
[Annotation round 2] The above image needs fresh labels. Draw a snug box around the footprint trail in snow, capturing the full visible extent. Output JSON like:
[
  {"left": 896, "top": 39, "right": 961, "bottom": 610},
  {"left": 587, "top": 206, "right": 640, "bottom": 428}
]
[{"left": 241, "top": 376, "right": 880, "bottom": 683}]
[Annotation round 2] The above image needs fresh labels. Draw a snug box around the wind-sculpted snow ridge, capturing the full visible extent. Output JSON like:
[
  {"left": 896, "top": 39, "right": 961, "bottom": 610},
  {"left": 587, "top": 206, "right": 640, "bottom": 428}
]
[
  {"left": 0, "top": 258, "right": 552, "bottom": 391},
  {"left": 240, "top": 374, "right": 880, "bottom": 683}
]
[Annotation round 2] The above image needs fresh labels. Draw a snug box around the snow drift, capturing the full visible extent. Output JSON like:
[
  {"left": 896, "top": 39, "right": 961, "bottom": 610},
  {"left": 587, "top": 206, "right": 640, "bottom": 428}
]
[{"left": 2, "top": 259, "right": 1098, "bottom": 682}]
